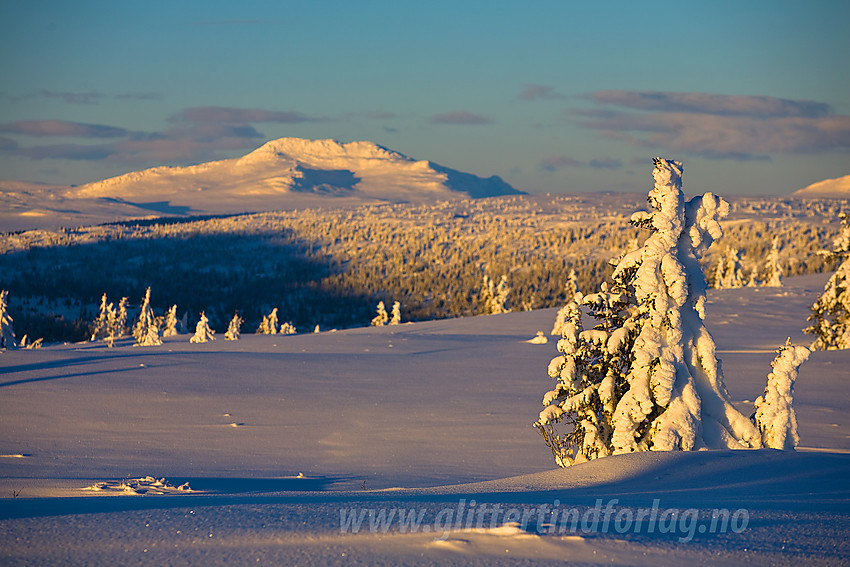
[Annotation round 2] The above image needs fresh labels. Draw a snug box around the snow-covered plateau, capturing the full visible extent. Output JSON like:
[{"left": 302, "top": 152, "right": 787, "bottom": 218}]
[{"left": 0, "top": 273, "right": 848, "bottom": 566}]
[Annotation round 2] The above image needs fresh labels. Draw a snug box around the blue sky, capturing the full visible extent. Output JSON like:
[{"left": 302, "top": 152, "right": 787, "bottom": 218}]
[{"left": 1, "top": 0, "right": 848, "bottom": 196}]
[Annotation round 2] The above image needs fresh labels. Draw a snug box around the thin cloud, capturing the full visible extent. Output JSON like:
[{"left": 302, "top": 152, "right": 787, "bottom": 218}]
[
  {"left": 587, "top": 90, "right": 831, "bottom": 119},
  {"left": 171, "top": 106, "right": 320, "bottom": 124},
  {"left": 39, "top": 90, "right": 105, "bottom": 105},
  {"left": 540, "top": 155, "right": 623, "bottom": 171},
  {"left": 573, "top": 91, "right": 850, "bottom": 160},
  {"left": 15, "top": 143, "right": 114, "bottom": 161},
  {"left": 430, "top": 111, "right": 493, "bottom": 125},
  {"left": 115, "top": 92, "right": 163, "bottom": 101},
  {"left": 519, "top": 84, "right": 565, "bottom": 101},
  {"left": 0, "top": 120, "right": 127, "bottom": 138},
  {"left": 588, "top": 157, "right": 622, "bottom": 170},
  {"left": 539, "top": 155, "right": 583, "bottom": 171}
]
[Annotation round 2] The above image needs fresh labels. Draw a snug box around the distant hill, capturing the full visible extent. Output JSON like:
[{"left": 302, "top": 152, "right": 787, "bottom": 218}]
[
  {"left": 793, "top": 174, "right": 850, "bottom": 198},
  {"left": 0, "top": 138, "right": 523, "bottom": 231}
]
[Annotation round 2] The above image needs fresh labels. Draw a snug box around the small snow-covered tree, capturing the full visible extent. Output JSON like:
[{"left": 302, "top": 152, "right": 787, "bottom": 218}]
[
  {"left": 804, "top": 214, "right": 850, "bottom": 350},
  {"left": 761, "top": 236, "right": 783, "bottom": 287},
  {"left": 224, "top": 313, "right": 242, "bottom": 340},
  {"left": 133, "top": 287, "right": 162, "bottom": 347},
  {"left": 482, "top": 274, "right": 511, "bottom": 314},
  {"left": 162, "top": 305, "right": 180, "bottom": 337},
  {"left": 115, "top": 297, "right": 128, "bottom": 339},
  {"left": 257, "top": 308, "right": 279, "bottom": 334},
  {"left": 552, "top": 271, "right": 582, "bottom": 335},
  {"left": 535, "top": 158, "right": 762, "bottom": 466},
  {"left": 752, "top": 339, "right": 809, "bottom": 450},
  {"left": 0, "top": 290, "right": 17, "bottom": 349},
  {"left": 719, "top": 248, "right": 746, "bottom": 288},
  {"left": 90, "top": 293, "right": 109, "bottom": 341},
  {"left": 371, "top": 301, "right": 389, "bottom": 326},
  {"left": 390, "top": 301, "right": 402, "bottom": 325},
  {"left": 190, "top": 311, "right": 216, "bottom": 343},
  {"left": 280, "top": 321, "right": 296, "bottom": 335}
]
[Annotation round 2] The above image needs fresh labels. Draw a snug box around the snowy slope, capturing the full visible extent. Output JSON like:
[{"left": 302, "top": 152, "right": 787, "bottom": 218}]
[
  {"left": 0, "top": 138, "right": 522, "bottom": 232},
  {"left": 793, "top": 173, "right": 850, "bottom": 198},
  {"left": 0, "top": 274, "right": 848, "bottom": 565}
]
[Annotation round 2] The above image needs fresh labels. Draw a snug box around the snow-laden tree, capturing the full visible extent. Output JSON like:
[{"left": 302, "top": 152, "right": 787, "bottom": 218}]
[
  {"left": 482, "top": 274, "right": 511, "bottom": 314},
  {"left": 257, "top": 308, "right": 279, "bottom": 334},
  {"left": 371, "top": 301, "right": 389, "bottom": 326},
  {"left": 0, "top": 290, "right": 17, "bottom": 349},
  {"left": 133, "top": 287, "right": 162, "bottom": 347},
  {"left": 804, "top": 214, "right": 850, "bottom": 350},
  {"left": 719, "top": 248, "right": 746, "bottom": 288},
  {"left": 566, "top": 268, "right": 580, "bottom": 299},
  {"left": 552, "top": 270, "right": 581, "bottom": 335},
  {"left": 224, "top": 313, "right": 242, "bottom": 340},
  {"left": 389, "top": 301, "right": 402, "bottom": 325},
  {"left": 190, "top": 311, "right": 216, "bottom": 343},
  {"left": 115, "top": 297, "right": 128, "bottom": 339},
  {"left": 90, "top": 293, "right": 110, "bottom": 341},
  {"left": 162, "top": 305, "right": 180, "bottom": 337},
  {"left": 761, "top": 236, "right": 783, "bottom": 287},
  {"left": 280, "top": 321, "right": 296, "bottom": 335},
  {"left": 752, "top": 339, "right": 809, "bottom": 450},
  {"left": 535, "top": 158, "right": 762, "bottom": 466}
]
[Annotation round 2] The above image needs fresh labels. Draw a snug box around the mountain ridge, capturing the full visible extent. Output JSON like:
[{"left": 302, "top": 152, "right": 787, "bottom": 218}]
[{"left": 1, "top": 138, "right": 523, "bottom": 231}]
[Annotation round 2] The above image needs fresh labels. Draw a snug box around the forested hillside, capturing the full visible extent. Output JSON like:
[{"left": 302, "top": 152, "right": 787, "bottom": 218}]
[{"left": 1, "top": 194, "right": 844, "bottom": 343}]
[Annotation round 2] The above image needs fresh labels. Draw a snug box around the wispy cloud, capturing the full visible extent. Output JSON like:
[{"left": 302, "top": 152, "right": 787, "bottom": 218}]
[
  {"left": 0, "top": 90, "right": 105, "bottom": 104},
  {"left": 540, "top": 154, "right": 622, "bottom": 171},
  {"left": 519, "top": 84, "right": 565, "bottom": 101},
  {"left": 171, "top": 106, "right": 320, "bottom": 124},
  {"left": 572, "top": 90, "right": 850, "bottom": 160},
  {"left": 15, "top": 143, "right": 114, "bottom": 161},
  {"left": 587, "top": 90, "right": 831, "bottom": 118},
  {"left": 430, "top": 111, "right": 493, "bottom": 125},
  {"left": 539, "top": 155, "right": 583, "bottom": 171},
  {"left": 0, "top": 120, "right": 127, "bottom": 138},
  {"left": 114, "top": 92, "right": 163, "bottom": 101}
]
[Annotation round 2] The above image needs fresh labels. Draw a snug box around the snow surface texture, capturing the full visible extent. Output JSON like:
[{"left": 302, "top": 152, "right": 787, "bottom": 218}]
[
  {"left": 0, "top": 274, "right": 848, "bottom": 565},
  {"left": 0, "top": 138, "right": 522, "bottom": 231}
]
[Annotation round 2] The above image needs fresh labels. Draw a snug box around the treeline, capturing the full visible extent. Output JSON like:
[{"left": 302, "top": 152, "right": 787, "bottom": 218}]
[{"left": 0, "top": 193, "right": 845, "bottom": 343}]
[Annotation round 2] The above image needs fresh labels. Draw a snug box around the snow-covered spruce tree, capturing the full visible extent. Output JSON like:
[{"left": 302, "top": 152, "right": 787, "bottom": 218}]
[
  {"left": 535, "top": 158, "right": 762, "bottom": 466},
  {"left": 804, "top": 214, "right": 850, "bottom": 350},
  {"left": 257, "top": 307, "right": 279, "bottom": 334},
  {"left": 224, "top": 313, "right": 242, "bottom": 341},
  {"left": 552, "top": 270, "right": 582, "bottom": 335},
  {"left": 162, "top": 305, "right": 179, "bottom": 337},
  {"left": 390, "top": 301, "right": 402, "bottom": 325},
  {"left": 761, "top": 236, "right": 783, "bottom": 287},
  {"left": 190, "top": 311, "right": 216, "bottom": 343},
  {"left": 752, "top": 339, "right": 809, "bottom": 450},
  {"left": 114, "top": 297, "right": 128, "bottom": 339},
  {"left": 0, "top": 290, "right": 17, "bottom": 349},
  {"left": 371, "top": 301, "right": 389, "bottom": 326},
  {"left": 280, "top": 321, "right": 296, "bottom": 335},
  {"left": 133, "top": 288, "right": 162, "bottom": 347},
  {"left": 720, "top": 248, "right": 746, "bottom": 288},
  {"left": 482, "top": 274, "right": 511, "bottom": 314},
  {"left": 90, "top": 293, "right": 109, "bottom": 341}
]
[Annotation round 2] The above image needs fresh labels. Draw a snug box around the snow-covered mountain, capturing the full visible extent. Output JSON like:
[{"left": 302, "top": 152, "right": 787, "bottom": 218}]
[
  {"left": 0, "top": 138, "right": 522, "bottom": 231},
  {"left": 793, "top": 174, "right": 850, "bottom": 198}
]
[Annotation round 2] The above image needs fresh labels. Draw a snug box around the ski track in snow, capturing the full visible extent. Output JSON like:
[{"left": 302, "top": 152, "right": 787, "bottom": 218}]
[{"left": 0, "top": 273, "right": 848, "bottom": 565}]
